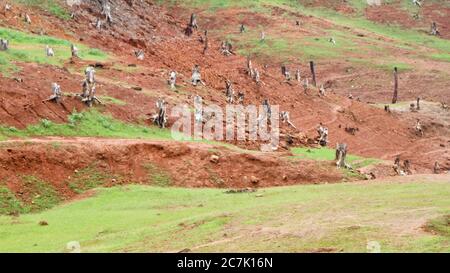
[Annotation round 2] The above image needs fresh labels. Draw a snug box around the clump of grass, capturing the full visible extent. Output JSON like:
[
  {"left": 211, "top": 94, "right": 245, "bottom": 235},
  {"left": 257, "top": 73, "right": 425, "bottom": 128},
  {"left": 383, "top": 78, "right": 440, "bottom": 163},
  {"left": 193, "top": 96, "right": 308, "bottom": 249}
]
[
  {"left": 0, "top": 27, "right": 108, "bottom": 75},
  {"left": 13, "top": 0, "right": 71, "bottom": 20},
  {"left": 69, "top": 165, "right": 114, "bottom": 194},
  {"left": 0, "top": 186, "right": 26, "bottom": 215},
  {"left": 0, "top": 109, "right": 174, "bottom": 140},
  {"left": 290, "top": 146, "right": 380, "bottom": 168},
  {"left": 144, "top": 163, "right": 172, "bottom": 187},
  {"left": 21, "top": 175, "right": 60, "bottom": 212},
  {"left": 98, "top": 96, "right": 127, "bottom": 106},
  {"left": 424, "top": 215, "right": 450, "bottom": 237},
  {"left": 428, "top": 53, "right": 450, "bottom": 62}
]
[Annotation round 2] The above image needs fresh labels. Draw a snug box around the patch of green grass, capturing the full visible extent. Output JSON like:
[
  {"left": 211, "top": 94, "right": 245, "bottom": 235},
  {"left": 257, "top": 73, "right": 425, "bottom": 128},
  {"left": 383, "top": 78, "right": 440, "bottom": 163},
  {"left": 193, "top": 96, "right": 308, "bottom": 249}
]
[
  {"left": 144, "top": 163, "right": 172, "bottom": 187},
  {"left": 0, "top": 27, "right": 108, "bottom": 75},
  {"left": 290, "top": 146, "right": 379, "bottom": 168},
  {"left": 300, "top": 5, "right": 450, "bottom": 54},
  {"left": 0, "top": 109, "right": 175, "bottom": 140},
  {"left": 21, "top": 175, "right": 60, "bottom": 212},
  {"left": 0, "top": 180, "right": 448, "bottom": 252},
  {"left": 13, "top": 0, "right": 70, "bottom": 20},
  {"left": 98, "top": 96, "right": 127, "bottom": 106},
  {"left": 0, "top": 186, "right": 27, "bottom": 215},
  {"left": 69, "top": 165, "right": 114, "bottom": 194},
  {"left": 346, "top": 0, "right": 368, "bottom": 14},
  {"left": 348, "top": 58, "right": 413, "bottom": 72},
  {"left": 233, "top": 27, "right": 359, "bottom": 62},
  {"left": 428, "top": 53, "right": 450, "bottom": 62},
  {"left": 424, "top": 215, "right": 450, "bottom": 237}
]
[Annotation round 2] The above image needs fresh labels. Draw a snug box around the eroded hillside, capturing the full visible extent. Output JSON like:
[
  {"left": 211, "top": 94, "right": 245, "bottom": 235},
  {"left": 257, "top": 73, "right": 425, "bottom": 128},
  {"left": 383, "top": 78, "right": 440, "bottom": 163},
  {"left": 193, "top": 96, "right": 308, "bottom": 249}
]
[{"left": 0, "top": 0, "right": 449, "bottom": 207}]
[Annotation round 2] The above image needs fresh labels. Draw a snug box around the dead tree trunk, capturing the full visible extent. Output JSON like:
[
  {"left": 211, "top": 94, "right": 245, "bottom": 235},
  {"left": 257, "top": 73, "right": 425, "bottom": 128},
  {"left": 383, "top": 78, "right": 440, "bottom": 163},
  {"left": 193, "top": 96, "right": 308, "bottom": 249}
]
[
  {"left": 335, "top": 143, "right": 348, "bottom": 168},
  {"left": 392, "top": 67, "right": 398, "bottom": 104},
  {"left": 310, "top": 61, "right": 316, "bottom": 87}
]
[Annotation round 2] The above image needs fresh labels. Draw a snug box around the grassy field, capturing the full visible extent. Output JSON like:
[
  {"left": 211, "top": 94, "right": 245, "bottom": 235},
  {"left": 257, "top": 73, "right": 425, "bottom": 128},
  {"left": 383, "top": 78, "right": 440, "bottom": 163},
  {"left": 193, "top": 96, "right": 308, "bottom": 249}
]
[
  {"left": 0, "top": 179, "right": 448, "bottom": 252},
  {"left": 0, "top": 28, "right": 108, "bottom": 76}
]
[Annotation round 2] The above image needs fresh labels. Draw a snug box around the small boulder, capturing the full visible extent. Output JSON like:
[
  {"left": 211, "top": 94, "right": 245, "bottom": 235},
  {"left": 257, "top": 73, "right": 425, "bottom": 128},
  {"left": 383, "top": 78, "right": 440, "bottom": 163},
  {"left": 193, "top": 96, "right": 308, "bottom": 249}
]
[
  {"left": 250, "top": 176, "right": 259, "bottom": 184},
  {"left": 66, "top": 241, "right": 81, "bottom": 253},
  {"left": 210, "top": 155, "right": 219, "bottom": 163}
]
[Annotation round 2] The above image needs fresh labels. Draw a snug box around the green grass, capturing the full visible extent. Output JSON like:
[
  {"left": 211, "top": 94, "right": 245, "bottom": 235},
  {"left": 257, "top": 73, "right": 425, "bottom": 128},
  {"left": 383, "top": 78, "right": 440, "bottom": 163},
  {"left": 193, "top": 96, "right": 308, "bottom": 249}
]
[
  {"left": 348, "top": 57, "right": 413, "bottom": 72},
  {"left": 13, "top": 0, "right": 70, "bottom": 20},
  {"left": 0, "top": 109, "right": 176, "bottom": 140},
  {"left": 429, "top": 53, "right": 450, "bottom": 62},
  {"left": 20, "top": 176, "right": 61, "bottom": 212},
  {"left": 0, "top": 27, "right": 108, "bottom": 76},
  {"left": 0, "top": 186, "right": 27, "bottom": 215},
  {"left": 290, "top": 146, "right": 380, "bottom": 168},
  {"left": 68, "top": 165, "right": 116, "bottom": 194},
  {"left": 300, "top": 5, "right": 450, "bottom": 54},
  {"left": 98, "top": 96, "right": 127, "bottom": 106},
  {"left": 424, "top": 215, "right": 450, "bottom": 237},
  {"left": 0, "top": 176, "right": 61, "bottom": 215},
  {"left": 0, "top": 180, "right": 448, "bottom": 252},
  {"left": 144, "top": 163, "right": 172, "bottom": 187}
]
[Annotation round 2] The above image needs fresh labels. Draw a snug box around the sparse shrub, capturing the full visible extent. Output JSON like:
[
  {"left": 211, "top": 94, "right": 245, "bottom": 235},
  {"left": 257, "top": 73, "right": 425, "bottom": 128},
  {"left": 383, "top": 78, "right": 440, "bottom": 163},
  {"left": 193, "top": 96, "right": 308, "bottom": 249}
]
[
  {"left": 40, "top": 119, "right": 53, "bottom": 129},
  {"left": 68, "top": 111, "right": 84, "bottom": 127},
  {"left": 0, "top": 186, "right": 26, "bottom": 215}
]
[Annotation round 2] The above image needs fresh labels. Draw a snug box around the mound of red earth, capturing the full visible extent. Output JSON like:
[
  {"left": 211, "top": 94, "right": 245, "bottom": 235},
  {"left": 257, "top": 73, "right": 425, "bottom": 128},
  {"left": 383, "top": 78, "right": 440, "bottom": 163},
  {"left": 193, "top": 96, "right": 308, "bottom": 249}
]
[
  {"left": 0, "top": 138, "right": 345, "bottom": 199},
  {"left": 0, "top": 0, "right": 448, "bottom": 199}
]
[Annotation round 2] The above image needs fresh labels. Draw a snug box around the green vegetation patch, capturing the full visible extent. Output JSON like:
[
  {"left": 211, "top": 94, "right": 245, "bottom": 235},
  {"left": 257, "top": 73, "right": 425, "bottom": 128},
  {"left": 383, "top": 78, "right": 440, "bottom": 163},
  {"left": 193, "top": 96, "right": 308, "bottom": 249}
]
[
  {"left": 144, "top": 163, "right": 172, "bottom": 187},
  {"left": 428, "top": 53, "right": 450, "bottom": 62},
  {"left": 0, "top": 180, "right": 448, "bottom": 252},
  {"left": 0, "top": 109, "right": 174, "bottom": 140},
  {"left": 0, "top": 27, "right": 108, "bottom": 76},
  {"left": 13, "top": 0, "right": 71, "bottom": 20},
  {"left": 0, "top": 186, "right": 27, "bottom": 215},
  {"left": 424, "top": 215, "right": 450, "bottom": 237},
  {"left": 20, "top": 175, "right": 60, "bottom": 212},
  {"left": 98, "top": 96, "right": 127, "bottom": 106},
  {"left": 69, "top": 164, "right": 115, "bottom": 194},
  {"left": 290, "top": 146, "right": 380, "bottom": 168}
]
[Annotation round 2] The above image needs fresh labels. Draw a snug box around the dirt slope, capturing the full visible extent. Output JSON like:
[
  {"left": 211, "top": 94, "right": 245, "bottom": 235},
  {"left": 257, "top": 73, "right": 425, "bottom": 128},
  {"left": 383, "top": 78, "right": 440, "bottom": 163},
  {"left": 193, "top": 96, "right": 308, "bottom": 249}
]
[
  {"left": 0, "top": 0, "right": 448, "bottom": 182},
  {"left": 0, "top": 137, "right": 345, "bottom": 200}
]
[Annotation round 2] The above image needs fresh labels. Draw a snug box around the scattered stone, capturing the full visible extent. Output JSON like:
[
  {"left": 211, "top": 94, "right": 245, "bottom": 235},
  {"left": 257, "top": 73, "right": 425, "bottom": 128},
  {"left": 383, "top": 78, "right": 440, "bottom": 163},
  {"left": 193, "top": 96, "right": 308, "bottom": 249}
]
[
  {"left": 225, "top": 188, "right": 256, "bottom": 194},
  {"left": 250, "top": 176, "right": 259, "bottom": 184},
  {"left": 210, "top": 154, "right": 219, "bottom": 163},
  {"left": 66, "top": 241, "right": 81, "bottom": 253}
]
